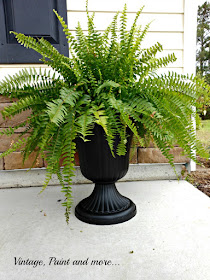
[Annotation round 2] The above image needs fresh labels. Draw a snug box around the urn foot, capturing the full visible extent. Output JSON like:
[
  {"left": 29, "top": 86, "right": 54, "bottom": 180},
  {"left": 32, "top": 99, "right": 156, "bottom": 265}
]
[{"left": 75, "top": 183, "right": 137, "bottom": 225}]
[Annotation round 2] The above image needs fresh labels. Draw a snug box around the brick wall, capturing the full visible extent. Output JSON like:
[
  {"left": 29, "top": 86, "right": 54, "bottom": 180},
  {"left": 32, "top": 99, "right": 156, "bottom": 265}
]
[
  {"left": 0, "top": 96, "right": 37, "bottom": 170},
  {"left": 0, "top": 95, "right": 189, "bottom": 170},
  {"left": 0, "top": 96, "right": 133, "bottom": 170}
]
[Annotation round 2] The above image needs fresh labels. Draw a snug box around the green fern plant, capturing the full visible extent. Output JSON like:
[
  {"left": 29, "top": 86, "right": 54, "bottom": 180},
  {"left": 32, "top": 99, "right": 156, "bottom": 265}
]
[{"left": 0, "top": 2, "right": 209, "bottom": 223}]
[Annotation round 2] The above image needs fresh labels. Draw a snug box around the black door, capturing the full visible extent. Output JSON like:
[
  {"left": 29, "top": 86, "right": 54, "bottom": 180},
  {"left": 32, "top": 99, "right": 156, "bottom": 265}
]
[{"left": 0, "top": 0, "right": 68, "bottom": 63}]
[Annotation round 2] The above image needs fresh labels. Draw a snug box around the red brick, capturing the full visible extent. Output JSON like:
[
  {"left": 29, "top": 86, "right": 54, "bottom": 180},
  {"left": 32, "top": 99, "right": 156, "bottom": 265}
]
[
  {"left": 0, "top": 133, "right": 30, "bottom": 152},
  {"left": 138, "top": 147, "right": 189, "bottom": 163},
  {"left": 137, "top": 147, "right": 190, "bottom": 163},
  {"left": 74, "top": 151, "right": 80, "bottom": 166},
  {"left": 0, "top": 127, "right": 29, "bottom": 134},
  {"left": 4, "top": 152, "right": 43, "bottom": 170},
  {"left": 0, "top": 103, "right": 31, "bottom": 128},
  {"left": 0, "top": 154, "right": 3, "bottom": 170},
  {"left": 44, "top": 151, "right": 80, "bottom": 167},
  {"left": 129, "top": 147, "right": 137, "bottom": 164},
  {"left": 0, "top": 96, "right": 18, "bottom": 103},
  {"left": 137, "top": 141, "right": 179, "bottom": 148},
  {"left": 59, "top": 152, "right": 80, "bottom": 167}
]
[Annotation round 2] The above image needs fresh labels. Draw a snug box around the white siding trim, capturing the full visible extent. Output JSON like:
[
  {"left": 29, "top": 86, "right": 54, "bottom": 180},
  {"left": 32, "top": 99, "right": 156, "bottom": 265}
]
[
  {"left": 183, "top": 0, "right": 198, "bottom": 171},
  {"left": 0, "top": 64, "right": 49, "bottom": 68}
]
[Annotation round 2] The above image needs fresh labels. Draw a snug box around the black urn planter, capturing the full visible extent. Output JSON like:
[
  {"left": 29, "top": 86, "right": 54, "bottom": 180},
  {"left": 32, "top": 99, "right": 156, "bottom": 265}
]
[{"left": 75, "top": 124, "right": 137, "bottom": 225}]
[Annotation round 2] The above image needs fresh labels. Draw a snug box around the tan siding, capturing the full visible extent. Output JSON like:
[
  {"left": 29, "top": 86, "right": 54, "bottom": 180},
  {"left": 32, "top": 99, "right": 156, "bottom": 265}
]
[
  {"left": 67, "top": 0, "right": 184, "bottom": 74},
  {"left": 69, "top": 31, "right": 184, "bottom": 50},
  {"left": 157, "top": 68, "right": 184, "bottom": 75},
  {"left": 142, "top": 32, "right": 184, "bottom": 50},
  {"left": 0, "top": 65, "right": 48, "bottom": 80},
  {"left": 67, "top": 12, "right": 184, "bottom": 32},
  {"left": 67, "top": 0, "right": 184, "bottom": 13}
]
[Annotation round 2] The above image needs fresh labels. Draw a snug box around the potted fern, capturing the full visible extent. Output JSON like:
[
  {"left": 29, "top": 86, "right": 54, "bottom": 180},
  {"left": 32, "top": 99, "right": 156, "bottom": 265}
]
[{"left": 0, "top": 3, "right": 209, "bottom": 224}]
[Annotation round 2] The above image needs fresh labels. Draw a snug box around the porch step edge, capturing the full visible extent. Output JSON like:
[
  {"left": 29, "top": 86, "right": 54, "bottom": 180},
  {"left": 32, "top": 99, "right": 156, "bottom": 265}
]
[{"left": 0, "top": 163, "right": 187, "bottom": 188}]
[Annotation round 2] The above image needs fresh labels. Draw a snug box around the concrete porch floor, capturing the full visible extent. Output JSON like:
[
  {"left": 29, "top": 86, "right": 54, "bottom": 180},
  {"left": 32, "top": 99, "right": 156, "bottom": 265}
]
[{"left": 0, "top": 180, "right": 210, "bottom": 280}]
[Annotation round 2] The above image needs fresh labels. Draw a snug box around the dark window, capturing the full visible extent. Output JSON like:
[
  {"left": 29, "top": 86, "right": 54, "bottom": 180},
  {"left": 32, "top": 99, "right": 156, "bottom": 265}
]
[{"left": 0, "top": 0, "right": 68, "bottom": 63}]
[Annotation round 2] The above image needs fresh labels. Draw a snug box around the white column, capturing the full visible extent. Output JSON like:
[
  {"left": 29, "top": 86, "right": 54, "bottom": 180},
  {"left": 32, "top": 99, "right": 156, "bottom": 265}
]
[{"left": 183, "top": 0, "right": 198, "bottom": 171}]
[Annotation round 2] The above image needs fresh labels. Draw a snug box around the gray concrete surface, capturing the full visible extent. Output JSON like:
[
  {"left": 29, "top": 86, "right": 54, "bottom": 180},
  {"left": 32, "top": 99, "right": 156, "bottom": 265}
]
[
  {"left": 0, "top": 163, "right": 186, "bottom": 188},
  {"left": 0, "top": 180, "right": 210, "bottom": 280}
]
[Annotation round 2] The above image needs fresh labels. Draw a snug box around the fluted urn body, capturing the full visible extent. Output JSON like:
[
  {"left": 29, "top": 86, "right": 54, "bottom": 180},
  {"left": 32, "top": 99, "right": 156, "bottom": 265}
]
[{"left": 75, "top": 124, "right": 136, "bottom": 225}]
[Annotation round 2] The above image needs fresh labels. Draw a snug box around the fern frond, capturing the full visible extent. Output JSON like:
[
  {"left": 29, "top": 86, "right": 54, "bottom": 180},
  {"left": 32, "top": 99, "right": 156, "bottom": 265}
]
[
  {"left": 61, "top": 111, "right": 77, "bottom": 223},
  {"left": 125, "top": 6, "right": 145, "bottom": 54},
  {"left": 108, "top": 95, "right": 142, "bottom": 145},
  {"left": 92, "top": 106, "right": 108, "bottom": 135},
  {"left": 120, "top": 4, "right": 128, "bottom": 53},
  {"left": 46, "top": 88, "right": 81, "bottom": 126},
  {"left": 95, "top": 80, "right": 121, "bottom": 94},
  {"left": 76, "top": 110, "right": 94, "bottom": 141}
]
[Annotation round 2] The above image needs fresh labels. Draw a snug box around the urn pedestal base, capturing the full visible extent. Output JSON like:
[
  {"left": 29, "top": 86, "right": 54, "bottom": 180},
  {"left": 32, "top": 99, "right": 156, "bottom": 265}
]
[{"left": 75, "top": 183, "right": 136, "bottom": 225}]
